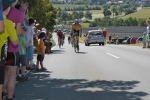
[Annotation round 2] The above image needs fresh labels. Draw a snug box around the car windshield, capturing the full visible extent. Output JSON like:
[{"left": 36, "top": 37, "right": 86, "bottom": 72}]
[{"left": 89, "top": 31, "right": 102, "bottom": 35}]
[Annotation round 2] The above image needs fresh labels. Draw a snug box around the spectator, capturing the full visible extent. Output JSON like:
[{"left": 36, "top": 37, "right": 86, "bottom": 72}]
[
  {"left": 7, "top": 0, "right": 24, "bottom": 36},
  {"left": 2, "top": 0, "right": 19, "bottom": 100},
  {"left": 103, "top": 28, "right": 107, "bottom": 44},
  {"left": 40, "top": 29, "right": 53, "bottom": 53},
  {"left": 24, "top": 18, "right": 36, "bottom": 70},
  {"left": 108, "top": 34, "right": 112, "bottom": 44},
  {"left": 142, "top": 32, "right": 147, "bottom": 48},
  {"left": 0, "top": 0, "right": 4, "bottom": 32},
  {"left": 146, "top": 20, "right": 150, "bottom": 48},
  {"left": 0, "top": 0, "right": 4, "bottom": 99},
  {"left": 36, "top": 32, "right": 47, "bottom": 70},
  {"left": 16, "top": 33, "right": 31, "bottom": 81},
  {"left": 44, "top": 33, "right": 53, "bottom": 53}
]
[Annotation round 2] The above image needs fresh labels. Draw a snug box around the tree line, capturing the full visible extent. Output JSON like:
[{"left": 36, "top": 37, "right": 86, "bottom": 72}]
[
  {"left": 58, "top": 6, "right": 101, "bottom": 11},
  {"left": 57, "top": 11, "right": 92, "bottom": 24},
  {"left": 90, "top": 17, "right": 146, "bottom": 27}
]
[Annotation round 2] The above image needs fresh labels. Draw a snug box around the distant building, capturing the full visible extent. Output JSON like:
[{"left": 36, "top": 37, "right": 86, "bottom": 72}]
[{"left": 118, "top": 1, "right": 123, "bottom": 4}]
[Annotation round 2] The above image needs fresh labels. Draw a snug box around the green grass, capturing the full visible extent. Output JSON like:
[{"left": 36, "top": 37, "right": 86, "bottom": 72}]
[
  {"left": 121, "top": 8, "right": 150, "bottom": 19},
  {"left": 81, "top": 23, "right": 90, "bottom": 27},
  {"left": 67, "top": 10, "right": 103, "bottom": 14},
  {"left": 52, "top": 4, "right": 83, "bottom": 9}
]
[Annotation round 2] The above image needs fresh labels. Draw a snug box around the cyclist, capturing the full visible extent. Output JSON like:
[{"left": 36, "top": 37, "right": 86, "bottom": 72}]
[
  {"left": 57, "top": 28, "right": 63, "bottom": 45},
  {"left": 72, "top": 19, "right": 82, "bottom": 44},
  {"left": 70, "top": 29, "right": 74, "bottom": 47}
]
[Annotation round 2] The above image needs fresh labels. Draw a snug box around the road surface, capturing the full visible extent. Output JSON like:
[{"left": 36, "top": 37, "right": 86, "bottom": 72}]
[{"left": 15, "top": 33, "right": 150, "bottom": 100}]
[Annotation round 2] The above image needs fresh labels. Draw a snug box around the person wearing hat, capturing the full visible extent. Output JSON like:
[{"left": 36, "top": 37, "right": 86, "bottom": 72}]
[
  {"left": 1, "top": 0, "right": 18, "bottom": 100},
  {"left": 142, "top": 32, "right": 147, "bottom": 48},
  {"left": 103, "top": 28, "right": 107, "bottom": 44},
  {"left": 36, "top": 32, "right": 47, "bottom": 70},
  {"left": 0, "top": 0, "right": 4, "bottom": 32}
]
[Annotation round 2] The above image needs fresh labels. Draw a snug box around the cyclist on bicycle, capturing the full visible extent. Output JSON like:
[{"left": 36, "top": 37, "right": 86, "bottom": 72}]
[
  {"left": 72, "top": 19, "right": 82, "bottom": 43},
  {"left": 57, "top": 28, "right": 63, "bottom": 45}
]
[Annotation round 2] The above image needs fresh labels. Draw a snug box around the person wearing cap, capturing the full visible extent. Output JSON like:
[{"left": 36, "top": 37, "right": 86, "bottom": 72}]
[
  {"left": 0, "top": 0, "right": 4, "bottom": 32},
  {"left": 36, "top": 32, "right": 47, "bottom": 70},
  {"left": 142, "top": 32, "right": 147, "bottom": 48},
  {"left": 1, "top": 0, "right": 18, "bottom": 100}
]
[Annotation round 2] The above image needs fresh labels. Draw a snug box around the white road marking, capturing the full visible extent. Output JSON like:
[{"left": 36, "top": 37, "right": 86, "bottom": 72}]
[{"left": 106, "top": 52, "right": 119, "bottom": 58}]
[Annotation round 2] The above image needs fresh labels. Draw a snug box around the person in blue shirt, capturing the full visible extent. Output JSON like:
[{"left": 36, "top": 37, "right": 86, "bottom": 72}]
[{"left": 0, "top": 0, "right": 4, "bottom": 32}]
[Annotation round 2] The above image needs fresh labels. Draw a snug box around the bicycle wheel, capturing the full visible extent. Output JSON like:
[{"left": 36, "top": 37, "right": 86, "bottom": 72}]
[
  {"left": 77, "top": 44, "right": 79, "bottom": 53},
  {"left": 59, "top": 41, "right": 61, "bottom": 48},
  {"left": 74, "top": 43, "right": 76, "bottom": 53}
]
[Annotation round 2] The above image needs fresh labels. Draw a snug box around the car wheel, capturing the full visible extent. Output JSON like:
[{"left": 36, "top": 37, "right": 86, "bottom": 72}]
[
  {"left": 102, "top": 43, "right": 104, "bottom": 46},
  {"left": 87, "top": 43, "right": 90, "bottom": 46},
  {"left": 99, "top": 43, "right": 101, "bottom": 46},
  {"left": 85, "top": 43, "right": 87, "bottom": 46}
]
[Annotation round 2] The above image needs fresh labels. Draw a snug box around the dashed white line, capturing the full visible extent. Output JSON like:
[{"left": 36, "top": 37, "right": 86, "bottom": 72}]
[{"left": 106, "top": 52, "right": 119, "bottom": 58}]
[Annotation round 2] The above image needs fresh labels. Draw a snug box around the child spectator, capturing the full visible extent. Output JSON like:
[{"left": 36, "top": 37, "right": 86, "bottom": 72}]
[
  {"left": 36, "top": 32, "right": 47, "bottom": 70},
  {"left": 16, "top": 34, "right": 31, "bottom": 81},
  {"left": 1, "top": 0, "right": 19, "bottom": 100},
  {"left": 142, "top": 32, "right": 147, "bottom": 48},
  {"left": 23, "top": 18, "right": 36, "bottom": 70}
]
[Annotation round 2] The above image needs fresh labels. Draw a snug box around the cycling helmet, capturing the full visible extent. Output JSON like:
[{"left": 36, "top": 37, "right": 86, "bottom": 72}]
[{"left": 74, "top": 19, "right": 79, "bottom": 24}]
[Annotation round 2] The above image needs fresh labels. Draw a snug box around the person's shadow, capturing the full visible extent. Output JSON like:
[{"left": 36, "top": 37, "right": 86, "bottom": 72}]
[{"left": 15, "top": 71, "right": 148, "bottom": 100}]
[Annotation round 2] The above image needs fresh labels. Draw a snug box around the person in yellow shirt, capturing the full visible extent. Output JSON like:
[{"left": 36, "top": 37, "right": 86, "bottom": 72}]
[
  {"left": 0, "top": 0, "right": 18, "bottom": 100},
  {"left": 72, "top": 19, "right": 82, "bottom": 38},
  {"left": 36, "top": 32, "right": 47, "bottom": 71},
  {"left": 71, "top": 19, "right": 82, "bottom": 50}
]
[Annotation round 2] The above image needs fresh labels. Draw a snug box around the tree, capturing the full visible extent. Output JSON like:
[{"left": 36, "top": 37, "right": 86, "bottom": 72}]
[
  {"left": 118, "top": 6, "right": 124, "bottom": 14},
  {"left": 111, "top": 6, "right": 116, "bottom": 17},
  {"left": 85, "top": 11, "right": 92, "bottom": 19},
  {"left": 78, "top": 11, "right": 84, "bottom": 19},
  {"left": 60, "top": 11, "right": 68, "bottom": 21},
  {"left": 103, "top": 9, "right": 111, "bottom": 17},
  {"left": 19, "top": 0, "right": 57, "bottom": 32}
]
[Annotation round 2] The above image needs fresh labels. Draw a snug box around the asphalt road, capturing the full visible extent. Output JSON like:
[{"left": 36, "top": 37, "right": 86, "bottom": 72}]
[{"left": 14, "top": 33, "right": 150, "bottom": 100}]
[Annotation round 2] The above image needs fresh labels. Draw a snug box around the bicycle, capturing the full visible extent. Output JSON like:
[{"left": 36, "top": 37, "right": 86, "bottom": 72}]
[
  {"left": 73, "top": 32, "right": 79, "bottom": 53},
  {"left": 59, "top": 38, "right": 63, "bottom": 48}
]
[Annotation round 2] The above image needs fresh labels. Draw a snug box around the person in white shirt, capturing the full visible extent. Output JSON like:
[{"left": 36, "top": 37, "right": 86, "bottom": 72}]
[
  {"left": 146, "top": 20, "right": 150, "bottom": 48},
  {"left": 24, "top": 18, "right": 36, "bottom": 70}
]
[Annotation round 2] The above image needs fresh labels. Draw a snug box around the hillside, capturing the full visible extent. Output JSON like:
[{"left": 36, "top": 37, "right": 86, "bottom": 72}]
[{"left": 121, "top": 8, "right": 150, "bottom": 19}]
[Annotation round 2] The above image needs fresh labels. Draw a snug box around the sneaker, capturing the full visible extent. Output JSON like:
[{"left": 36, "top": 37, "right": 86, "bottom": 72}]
[
  {"left": 41, "top": 67, "right": 47, "bottom": 70},
  {"left": 19, "top": 76, "right": 28, "bottom": 82},
  {"left": 35, "top": 67, "right": 40, "bottom": 71}
]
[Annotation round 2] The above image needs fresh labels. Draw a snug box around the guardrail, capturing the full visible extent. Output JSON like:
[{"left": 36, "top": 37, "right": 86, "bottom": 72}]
[{"left": 64, "top": 26, "right": 146, "bottom": 37}]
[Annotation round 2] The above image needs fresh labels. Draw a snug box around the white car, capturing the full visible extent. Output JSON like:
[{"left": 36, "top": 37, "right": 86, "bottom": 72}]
[{"left": 84, "top": 30, "right": 105, "bottom": 46}]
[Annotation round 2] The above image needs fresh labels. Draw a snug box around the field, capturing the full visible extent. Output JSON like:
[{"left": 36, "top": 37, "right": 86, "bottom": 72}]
[
  {"left": 81, "top": 23, "right": 90, "bottom": 28},
  {"left": 53, "top": 4, "right": 150, "bottom": 19},
  {"left": 121, "top": 7, "right": 150, "bottom": 19},
  {"left": 52, "top": 4, "right": 102, "bottom": 9}
]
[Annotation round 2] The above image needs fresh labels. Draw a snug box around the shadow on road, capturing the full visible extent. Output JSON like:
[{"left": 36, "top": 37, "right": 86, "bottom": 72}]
[
  {"left": 15, "top": 71, "right": 148, "bottom": 100},
  {"left": 47, "top": 50, "right": 66, "bottom": 55},
  {"left": 77, "top": 52, "right": 88, "bottom": 54}
]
